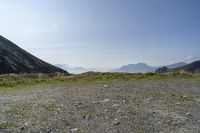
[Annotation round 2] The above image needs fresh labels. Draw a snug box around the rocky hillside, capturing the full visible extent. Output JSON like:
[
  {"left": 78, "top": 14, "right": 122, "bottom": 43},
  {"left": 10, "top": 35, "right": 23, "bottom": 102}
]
[
  {"left": 155, "top": 60, "right": 200, "bottom": 73},
  {"left": 0, "top": 35, "right": 68, "bottom": 74},
  {"left": 165, "top": 62, "right": 187, "bottom": 69},
  {"left": 172, "top": 60, "right": 200, "bottom": 72}
]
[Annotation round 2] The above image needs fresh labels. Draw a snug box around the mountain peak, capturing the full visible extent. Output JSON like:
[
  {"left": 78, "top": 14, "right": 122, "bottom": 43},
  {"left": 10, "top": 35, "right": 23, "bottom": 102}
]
[
  {"left": 110, "top": 63, "right": 155, "bottom": 73},
  {"left": 0, "top": 35, "right": 68, "bottom": 74}
]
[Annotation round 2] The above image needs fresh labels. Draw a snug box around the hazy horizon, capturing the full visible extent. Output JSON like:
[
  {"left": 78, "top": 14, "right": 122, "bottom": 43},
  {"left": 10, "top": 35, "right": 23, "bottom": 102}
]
[{"left": 1, "top": 0, "right": 200, "bottom": 69}]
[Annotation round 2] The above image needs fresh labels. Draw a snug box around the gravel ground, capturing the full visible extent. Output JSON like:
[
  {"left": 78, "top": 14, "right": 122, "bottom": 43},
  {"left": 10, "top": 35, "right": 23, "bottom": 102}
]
[{"left": 1, "top": 78, "right": 200, "bottom": 133}]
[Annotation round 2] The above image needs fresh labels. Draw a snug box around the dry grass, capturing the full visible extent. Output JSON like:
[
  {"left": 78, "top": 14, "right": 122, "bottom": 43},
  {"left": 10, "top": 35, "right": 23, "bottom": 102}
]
[{"left": 0, "top": 72, "right": 199, "bottom": 91}]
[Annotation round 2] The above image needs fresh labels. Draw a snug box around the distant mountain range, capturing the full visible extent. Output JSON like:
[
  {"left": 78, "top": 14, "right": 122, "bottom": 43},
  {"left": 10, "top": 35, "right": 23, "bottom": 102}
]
[
  {"left": 110, "top": 63, "right": 156, "bottom": 73},
  {"left": 55, "top": 64, "right": 110, "bottom": 74},
  {"left": 55, "top": 64, "right": 89, "bottom": 74},
  {"left": 110, "top": 62, "right": 187, "bottom": 73},
  {"left": 0, "top": 35, "right": 68, "bottom": 74},
  {"left": 56, "top": 62, "right": 188, "bottom": 74},
  {"left": 1, "top": 35, "right": 200, "bottom": 75}
]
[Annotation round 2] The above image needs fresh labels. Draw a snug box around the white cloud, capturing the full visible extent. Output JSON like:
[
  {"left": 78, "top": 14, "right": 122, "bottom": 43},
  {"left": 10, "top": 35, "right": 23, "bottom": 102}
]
[
  {"left": 184, "top": 52, "right": 200, "bottom": 63},
  {"left": 185, "top": 55, "right": 194, "bottom": 60}
]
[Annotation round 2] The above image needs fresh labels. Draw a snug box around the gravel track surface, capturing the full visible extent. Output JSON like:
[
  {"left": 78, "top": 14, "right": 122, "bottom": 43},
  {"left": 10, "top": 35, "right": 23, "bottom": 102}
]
[{"left": 0, "top": 78, "right": 200, "bottom": 133}]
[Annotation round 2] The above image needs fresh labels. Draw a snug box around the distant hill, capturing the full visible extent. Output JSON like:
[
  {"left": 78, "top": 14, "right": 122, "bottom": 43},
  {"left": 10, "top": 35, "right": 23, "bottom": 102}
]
[
  {"left": 56, "top": 64, "right": 110, "bottom": 74},
  {"left": 155, "top": 66, "right": 169, "bottom": 73},
  {"left": 155, "top": 61, "right": 200, "bottom": 73},
  {"left": 55, "top": 64, "right": 88, "bottom": 74},
  {"left": 172, "top": 60, "right": 200, "bottom": 73},
  {"left": 110, "top": 62, "right": 187, "bottom": 73},
  {"left": 165, "top": 62, "right": 187, "bottom": 69},
  {"left": 0, "top": 35, "right": 68, "bottom": 74},
  {"left": 110, "top": 63, "right": 156, "bottom": 73}
]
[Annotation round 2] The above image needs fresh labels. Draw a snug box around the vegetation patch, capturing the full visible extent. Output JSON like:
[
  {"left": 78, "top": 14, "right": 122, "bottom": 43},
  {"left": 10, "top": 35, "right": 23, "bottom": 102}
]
[
  {"left": 0, "top": 72, "right": 200, "bottom": 92},
  {"left": 0, "top": 123, "right": 14, "bottom": 129}
]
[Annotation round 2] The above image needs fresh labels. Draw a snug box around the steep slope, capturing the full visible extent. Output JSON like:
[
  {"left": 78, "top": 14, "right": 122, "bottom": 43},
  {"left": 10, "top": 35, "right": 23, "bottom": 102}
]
[
  {"left": 166, "top": 62, "right": 187, "bottom": 69},
  {"left": 0, "top": 35, "right": 68, "bottom": 74},
  {"left": 172, "top": 60, "right": 200, "bottom": 72}
]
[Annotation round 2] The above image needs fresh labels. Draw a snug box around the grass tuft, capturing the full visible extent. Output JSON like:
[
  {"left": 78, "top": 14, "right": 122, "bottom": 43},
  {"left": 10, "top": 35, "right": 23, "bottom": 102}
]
[{"left": 0, "top": 72, "right": 200, "bottom": 91}]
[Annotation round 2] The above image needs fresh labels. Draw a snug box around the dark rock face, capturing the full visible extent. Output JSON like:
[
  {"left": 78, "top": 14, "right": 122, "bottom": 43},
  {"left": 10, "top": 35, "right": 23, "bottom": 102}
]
[
  {"left": 155, "top": 66, "right": 169, "bottom": 73},
  {"left": 0, "top": 35, "right": 68, "bottom": 74},
  {"left": 155, "top": 61, "right": 200, "bottom": 73},
  {"left": 173, "top": 61, "right": 200, "bottom": 73}
]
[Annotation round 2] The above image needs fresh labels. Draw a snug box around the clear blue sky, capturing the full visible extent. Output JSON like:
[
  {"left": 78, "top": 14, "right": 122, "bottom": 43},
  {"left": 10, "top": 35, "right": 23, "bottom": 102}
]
[{"left": 1, "top": 0, "right": 200, "bottom": 69}]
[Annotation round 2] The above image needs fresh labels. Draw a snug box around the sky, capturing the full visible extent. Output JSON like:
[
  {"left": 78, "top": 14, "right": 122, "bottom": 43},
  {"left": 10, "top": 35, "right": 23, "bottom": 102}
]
[{"left": 0, "top": 0, "right": 200, "bottom": 69}]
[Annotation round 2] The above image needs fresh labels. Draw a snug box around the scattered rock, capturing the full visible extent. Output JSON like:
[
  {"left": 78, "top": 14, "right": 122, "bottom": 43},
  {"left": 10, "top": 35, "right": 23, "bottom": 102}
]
[
  {"left": 83, "top": 115, "right": 92, "bottom": 120},
  {"left": 61, "top": 120, "right": 71, "bottom": 126},
  {"left": 116, "top": 110, "right": 122, "bottom": 114},
  {"left": 146, "top": 97, "right": 153, "bottom": 101},
  {"left": 103, "top": 99, "right": 110, "bottom": 103},
  {"left": 57, "top": 108, "right": 61, "bottom": 112},
  {"left": 87, "top": 115, "right": 91, "bottom": 120},
  {"left": 181, "top": 95, "right": 187, "bottom": 99},
  {"left": 92, "top": 101, "right": 101, "bottom": 104},
  {"left": 112, "top": 118, "right": 120, "bottom": 125},
  {"left": 116, "top": 110, "right": 123, "bottom": 116},
  {"left": 195, "top": 98, "right": 200, "bottom": 102},
  {"left": 103, "top": 85, "right": 109, "bottom": 88},
  {"left": 71, "top": 128, "right": 78, "bottom": 132},
  {"left": 113, "top": 104, "right": 119, "bottom": 108},
  {"left": 105, "top": 109, "right": 109, "bottom": 112},
  {"left": 1, "top": 78, "right": 200, "bottom": 132},
  {"left": 21, "top": 127, "right": 25, "bottom": 130},
  {"left": 186, "top": 113, "right": 191, "bottom": 116}
]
